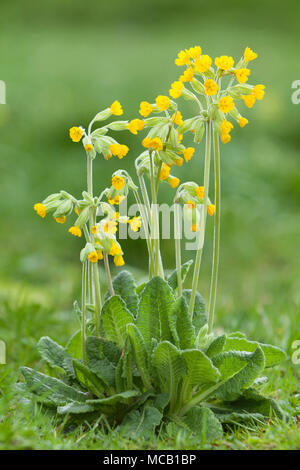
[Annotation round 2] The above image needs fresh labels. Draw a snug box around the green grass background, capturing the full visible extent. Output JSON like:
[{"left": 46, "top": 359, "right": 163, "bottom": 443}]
[{"left": 0, "top": 0, "right": 299, "bottom": 450}]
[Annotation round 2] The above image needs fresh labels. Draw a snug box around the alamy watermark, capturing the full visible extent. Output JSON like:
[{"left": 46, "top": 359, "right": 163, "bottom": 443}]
[
  {"left": 291, "top": 80, "right": 300, "bottom": 104},
  {"left": 0, "top": 80, "right": 6, "bottom": 104}
]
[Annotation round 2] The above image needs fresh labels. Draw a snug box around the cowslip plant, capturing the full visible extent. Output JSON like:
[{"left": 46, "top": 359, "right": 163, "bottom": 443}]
[{"left": 22, "top": 46, "right": 287, "bottom": 443}]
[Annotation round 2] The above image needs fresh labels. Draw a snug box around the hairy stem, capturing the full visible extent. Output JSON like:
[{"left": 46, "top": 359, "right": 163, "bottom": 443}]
[
  {"left": 104, "top": 253, "right": 114, "bottom": 297},
  {"left": 149, "top": 151, "right": 161, "bottom": 277},
  {"left": 133, "top": 188, "right": 155, "bottom": 276},
  {"left": 174, "top": 203, "right": 182, "bottom": 296},
  {"left": 208, "top": 129, "right": 221, "bottom": 333},
  {"left": 81, "top": 262, "right": 87, "bottom": 363},
  {"left": 189, "top": 121, "right": 211, "bottom": 317}
]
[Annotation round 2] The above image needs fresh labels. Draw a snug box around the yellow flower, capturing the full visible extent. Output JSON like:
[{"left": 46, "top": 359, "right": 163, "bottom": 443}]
[
  {"left": 129, "top": 216, "right": 141, "bottom": 232},
  {"left": 191, "top": 223, "right": 200, "bottom": 232},
  {"left": 207, "top": 204, "right": 216, "bottom": 216},
  {"left": 69, "top": 127, "right": 83, "bottom": 143},
  {"left": 243, "top": 94, "right": 256, "bottom": 108},
  {"left": 109, "top": 143, "right": 129, "bottom": 159},
  {"left": 108, "top": 194, "right": 126, "bottom": 205},
  {"left": 110, "top": 100, "right": 123, "bottom": 116},
  {"left": 218, "top": 96, "right": 235, "bottom": 113},
  {"left": 88, "top": 251, "right": 98, "bottom": 263},
  {"left": 220, "top": 133, "right": 231, "bottom": 144},
  {"left": 244, "top": 47, "right": 258, "bottom": 62},
  {"left": 178, "top": 133, "right": 183, "bottom": 143},
  {"left": 34, "top": 203, "right": 46, "bottom": 218},
  {"left": 160, "top": 163, "right": 171, "bottom": 180},
  {"left": 169, "top": 81, "right": 184, "bottom": 99},
  {"left": 142, "top": 137, "right": 163, "bottom": 151},
  {"left": 175, "top": 49, "right": 190, "bottom": 66},
  {"left": 114, "top": 255, "right": 125, "bottom": 266},
  {"left": 96, "top": 250, "right": 103, "bottom": 260},
  {"left": 168, "top": 176, "right": 180, "bottom": 188},
  {"left": 235, "top": 68, "right": 250, "bottom": 84},
  {"left": 139, "top": 101, "right": 153, "bottom": 117},
  {"left": 156, "top": 95, "right": 170, "bottom": 111},
  {"left": 109, "top": 242, "right": 122, "bottom": 256},
  {"left": 188, "top": 46, "right": 202, "bottom": 60},
  {"left": 84, "top": 143, "right": 93, "bottom": 152},
  {"left": 128, "top": 119, "right": 145, "bottom": 134},
  {"left": 195, "top": 186, "right": 204, "bottom": 199},
  {"left": 215, "top": 56, "right": 234, "bottom": 71},
  {"left": 112, "top": 175, "right": 125, "bottom": 190},
  {"left": 183, "top": 147, "right": 195, "bottom": 162},
  {"left": 253, "top": 85, "right": 265, "bottom": 100},
  {"left": 239, "top": 117, "right": 248, "bottom": 128},
  {"left": 179, "top": 68, "right": 194, "bottom": 83},
  {"left": 74, "top": 206, "right": 80, "bottom": 216},
  {"left": 91, "top": 225, "right": 98, "bottom": 234},
  {"left": 204, "top": 79, "right": 219, "bottom": 96},
  {"left": 171, "top": 110, "right": 183, "bottom": 126},
  {"left": 69, "top": 226, "right": 82, "bottom": 237},
  {"left": 104, "top": 220, "right": 118, "bottom": 234},
  {"left": 220, "top": 120, "right": 233, "bottom": 134},
  {"left": 175, "top": 157, "right": 184, "bottom": 167},
  {"left": 55, "top": 216, "right": 66, "bottom": 224},
  {"left": 186, "top": 200, "right": 196, "bottom": 209},
  {"left": 194, "top": 55, "right": 212, "bottom": 73}
]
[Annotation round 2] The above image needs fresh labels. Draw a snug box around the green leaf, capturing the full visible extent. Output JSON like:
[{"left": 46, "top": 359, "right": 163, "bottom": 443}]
[
  {"left": 72, "top": 359, "right": 105, "bottom": 397},
  {"left": 152, "top": 341, "right": 186, "bottom": 394},
  {"left": 136, "top": 276, "right": 175, "bottom": 348},
  {"left": 117, "top": 406, "right": 162, "bottom": 440},
  {"left": 82, "top": 391, "right": 139, "bottom": 416},
  {"left": 21, "top": 367, "right": 88, "bottom": 405},
  {"left": 206, "top": 334, "right": 226, "bottom": 358},
  {"left": 86, "top": 336, "right": 121, "bottom": 390},
  {"left": 105, "top": 270, "right": 139, "bottom": 316},
  {"left": 66, "top": 330, "right": 82, "bottom": 360},
  {"left": 101, "top": 295, "right": 134, "bottom": 348},
  {"left": 115, "top": 337, "right": 133, "bottom": 392},
  {"left": 127, "top": 324, "right": 151, "bottom": 388},
  {"left": 227, "top": 388, "right": 284, "bottom": 420},
  {"left": 182, "top": 289, "right": 206, "bottom": 334},
  {"left": 182, "top": 349, "right": 220, "bottom": 388},
  {"left": 181, "top": 406, "right": 223, "bottom": 442},
  {"left": 37, "top": 336, "right": 74, "bottom": 377},
  {"left": 167, "top": 260, "right": 193, "bottom": 291},
  {"left": 224, "top": 337, "right": 287, "bottom": 368},
  {"left": 169, "top": 297, "right": 195, "bottom": 350},
  {"left": 57, "top": 402, "right": 95, "bottom": 415},
  {"left": 213, "top": 347, "right": 265, "bottom": 401}
]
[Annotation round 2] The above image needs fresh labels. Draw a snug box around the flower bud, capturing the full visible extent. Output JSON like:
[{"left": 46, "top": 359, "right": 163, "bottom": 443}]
[
  {"left": 190, "top": 79, "right": 205, "bottom": 95},
  {"left": 93, "top": 108, "right": 112, "bottom": 122},
  {"left": 75, "top": 206, "right": 90, "bottom": 228},
  {"left": 106, "top": 121, "right": 129, "bottom": 131},
  {"left": 193, "top": 119, "right": 205, "bottom": 144},
  {"left": 143, "top": 117, "right": 169, "bottom": 127},
  {"left": 53, "top": 199, "right": 73, "bottom": 218}
]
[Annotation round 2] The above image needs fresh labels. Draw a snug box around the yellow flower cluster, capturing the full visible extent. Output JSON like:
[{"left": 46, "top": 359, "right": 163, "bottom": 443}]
[
  {"left": 110, "top": 100, "right": 123, "bottom": 116},
  {"left": 142, "top": 137, "right": 163, "bottom": 151},
  {"left": 109, "top": 143, "right": 129, "bottom": 159},
  {"left": 128, "top": 119, "right": 145, "bottom": 134}
]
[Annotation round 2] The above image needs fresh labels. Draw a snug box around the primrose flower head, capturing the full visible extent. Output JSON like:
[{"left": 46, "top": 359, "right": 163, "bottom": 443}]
[
  {"left": 88, "top": 251, "right": 98, "bottom": 263},
  {"left": 156, "top": 95, "right": 170, "bottom": 111},
  {"left": 253, "top": 84, "right": 265, "bottom": 100},
  {"left": 142, "top": 137, "right": 163, "bottom": 151},
  {"left": 129, "top": 216, "right": 141, "bottom": 232},
  {"left": 109, "top": 241, "right": 122, "bottom": 256},
  {"left": 194, "top": 55, "right": 212, "bottom": 73},
  {"left": 215, "top": 55, "right": 234, "bottom": 71},
  {"left": 220, "top": 133, "right": 231, "bottom": 144},
  {"left": 69, "top": 126, "right": 84, "bottom": 143},
  {"left": 239, "top": 117, "right": 249, "bottom": 128},
  {"left": 114, "top": 255, "right": 125, "bottom": 267},
  {"left": 110, "top": 100, "right": 123, "bottom": 116},
  {"left": 195, "top": 186, "right": 204, "bottom": 199},
  {"left": 204, "top": 79, "right": 219, "bottom": 96},
  {"left": 104, "top": 220, "right": 118, "bottom": 234},
  {"left": 91, "top": 225, "right": 99, "bottom": 234},
  {"left": 112, "top": 175, "right": 125, "bottom": 191},
  {"left": 220, "top": 121, "right": 233, "bottom": 135},
  {"left": 84, "top": 143, "right": 93, "bottom": 152},
  {"left": 244, "top": 47, "right": 258, "bottom": 62},
  {"left": 128, "top": 119, "right": 145, "bottom": 135},
  {"left": 34, "top": 203, "right": 47, "bottom": 218},
  {"left": 235, "top": 68, "right": 250, "bottom": 84},
  {"left": 179, "top": 68, "right": 194, "bottom": 83},
  {"left": 69, "top": 226, "right": 82, "bottom": 238},
  {"left": 160, "top": 163, "right": 171, "bottom": 180},
  {"left": 169, "top": 81, "right": 184, "bottom": 99},
  {"left": 109, "top": 143, "right": 129, "bottom": 159},
  {"left": 172, "top": 110, "right": 183, "bottom": 126},
  {"left": 243, "top": 94, "right": 256, "bottom": 108},
  {"left": 218, "top": 96, "right": 235, "bottom": 113},
  {"left": 139, "top": 101, "right": 153, "bottom": 117},
  {"left": 168, "top": 176, "right": 180, "bottom": 189},
  {"left": 188, "top": 46, "right": 202, "bottom": 60},
  {"left": 175, "top": 49, "right": 190, "bottom": 66},
  {"left": 183, "top": 147, "right": 195, "bottom": 162},
  {"left": 55, "top": 216, "right": 66, "bottom": 224},
  {"left": 207, "top": 204, "right": 216, "bottom": 216}
]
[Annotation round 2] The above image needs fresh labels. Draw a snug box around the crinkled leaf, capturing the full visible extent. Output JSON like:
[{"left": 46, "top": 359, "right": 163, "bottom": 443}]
[
  {"left": 115, "top": 337, "right": 133, "bottom": 392},
  {"left": 127, "top": 323, "right": 151, "bottom": 388},
  {"left": 37, "top": 336, "right": 74, "bottom": 377},
  {"left": 169, "top": 296, "right": 195, "bottom": 350},
  {"left": 101, "top": 295, "right": 134, "bottom": 348},
  {"left": 72, "top": 359, "right": 105, "bottom": 397},
  {"left": 152, "top": 341, "right": 186, "bottom": 393},
  {"left": 226, "top": 388, "right": 284, "bottom": 419},
  {"left": 105, "top": 270, "right": 139, "bottom": 316},
  {"left": 167, "top": 260, "right": 193, "bottom": 291},
  {"left": 66, "top": 330, "right": 82, "bottom": 360},
  {"left": 86, "top": 336, "right": 121, "bottom": 390},
  {"left": 181, "top": 406, "right": 223, "bottom": 442},
  {"left": 21, "top": 367, "right": 88, "bottom": 405},
  {"left": 182, "top": 289, "right": 206, "bottom": 334},
  {"left": 224, "top": 337, "right": 286, "bottom": 368},
  {"left": 182, "top": 349, "right": 220, "bottom": 388},
  {"left": 206, "top": 334, "right": 226, "bottom": 358},
  {"left": 136, "top": 276, "right": 175, "bottom": 349},
  {"left": 117, "top": 406, "right": 162, "bottom": 440}
]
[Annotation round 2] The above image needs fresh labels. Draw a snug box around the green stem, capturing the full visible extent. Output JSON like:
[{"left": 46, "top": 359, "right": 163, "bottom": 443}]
[
  {"left": 149, "top": 151, "right": 161, "bottom": 277},
  {"left": 189, "top": 121, "right": 212, "bottom": 317},
  {"left": 174, "top": 202, "right": 182, "bottom": 297},
  {"left": 88, "top": 261, "right": 94, "bottom": 304},
  {"left": 208, "top": 129, "right": 221, "bottom": 333},
  {"left": 81, "top": 262, "right": 87, "bottom": 363},
  {"left": 133, "top": 188, "right": 155, "bottom": 276},
  {"left": 104, "top": 253, "right": 114, "bottom": 297}
]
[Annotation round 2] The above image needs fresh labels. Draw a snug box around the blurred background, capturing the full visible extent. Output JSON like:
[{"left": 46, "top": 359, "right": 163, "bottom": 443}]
[{"left": 0, "top": 0, "right": 299, "bottom": 354}]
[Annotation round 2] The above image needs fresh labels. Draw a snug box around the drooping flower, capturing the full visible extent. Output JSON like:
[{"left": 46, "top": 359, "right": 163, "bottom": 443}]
[
  {"left": 191, "top": 223, "right": 200, "bottom": 232},
  {"left": 195, "top": 186, "right": 204, "bottom": 199},
  {"left": 139, "top": 101, "right": 153, "bottom": 117},
  {"left": 112, "top": 175, "right": 125, "bottom": 190},
  {"left": 235, "top": 68, "right": 250, "bottom": 84},
  {"left": 91, "top": 225, "right": 99, "bottom": 234},
  {"left": 142, "top": 137, "right": 163, "bottom": 151},
  {"left": 183, "top": 147, "right": 195, "bottom": 162},
  {"left": 204, "top": 79, "right": 219, "bottom": 96},
  {"left": 160, "top": 163, "right": 171, "bottom": 180},
  {"left": 110, "top": 100, "right": 123, "bottom": 116},
  {"left": 171, "top": 110, "right": 183, "bottom": 126},
  {"left": 175, "top": 49, "right": 190, "bottom": 66},
  {"left": 88, "top": 251, "right": 98, "bottom": 263},
  {"left": 244, "top": 47, "right": 258, "bottom": 62},
  {"left": 220, "top": 120, "right": 233, "bottom": 134},
  {"left": 169, "top": 81, "right": 184, "bottom": 99},
  {"left": 114, "top": 255, "right": 125, "bottom": 266},
  {"left": 243, "top": 94, "right": 256, "bottom": 108},
  {"left": 84, "top": 143, "right": 93, "bottom": 152},
  {"left": 55, "top": 216, "right": 66, "bottom": 224},
  {"left": 128, "top": 119, "right": 145, "bottom": 134},
  {"left": 220, "top": 133, "right": 231, "bottom": 144},
  {"left": 207, "top": 204, "right": 216, "bottom": 216},
  {"left": 215, "top": 56, "right": 234, "bottom": 71},
  {"left": 109, "top": 143, "right": 129, "bottom": 159},
  {"left": 96, "top": 249, "right": 103, "bottom": 260},
  {"left": 194, "top": 55, "right": 212, "bottom": 73},
  {"left": 109, "top": 241, "right": 122, "bottom": 256},
  {"left": 168, "top": 176, "right": 180, "bottom": 188},
  {"left": 188, "top": 46, "right": 202, "bottom": 60},
  {"left": 69, "top": 226, "right": 82, "bottom": 238},
  {"left": 69, "top": 126, "right": 83, "bottom": 143},
  {"left": 239, "top": 117, "right": 249, "bottom": 128},
  {"left": 129, "top": 216, "right": 141, "bottom": 232},
  {"left": 253, "top": 84, "right": 265, "bottom": 100},
  {"left": 34, "top": 203, "right": 47, "bottom": 218},
  {"left": 218, "top": 96, "right": 235, "bottom": 113},
  {"left": 104, "top": 220, "right": 118, "bottom": 234},
  {"left": 179, "top": 68, "right": 194, "bottom": 83},
  {"left": 156, "top": 95, "right": 170, "bottom": 111}
]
